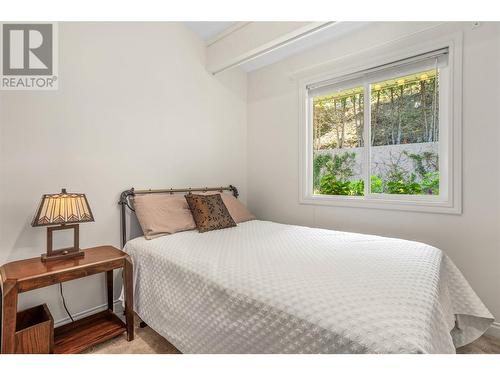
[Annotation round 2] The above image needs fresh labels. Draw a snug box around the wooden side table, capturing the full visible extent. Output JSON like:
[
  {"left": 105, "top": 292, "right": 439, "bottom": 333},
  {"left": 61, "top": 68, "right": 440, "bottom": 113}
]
[{"left": 0, "top": 246, "right": 134, "bottom": 354}]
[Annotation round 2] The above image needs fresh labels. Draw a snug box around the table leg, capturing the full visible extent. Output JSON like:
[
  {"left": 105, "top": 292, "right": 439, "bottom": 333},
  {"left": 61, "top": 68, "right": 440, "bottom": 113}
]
[
  {"left": 1, "top": 281, "right": 18, "bottom": 354},
  {"left": 106, "top": 270, "right": 114, "bottom": 311},
  {"left": 123, "top": 256, "right": 134, "bottom": 341}
]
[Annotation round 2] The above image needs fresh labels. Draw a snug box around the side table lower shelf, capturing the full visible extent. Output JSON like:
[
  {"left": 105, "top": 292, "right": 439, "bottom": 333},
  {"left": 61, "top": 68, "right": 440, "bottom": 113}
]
[{"left": 54, "top": 310, "right": 126, "bottom": 354}]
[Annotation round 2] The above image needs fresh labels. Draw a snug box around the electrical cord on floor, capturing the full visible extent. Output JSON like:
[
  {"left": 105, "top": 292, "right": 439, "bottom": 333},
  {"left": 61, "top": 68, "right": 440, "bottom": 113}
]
[{"left": 59, "top": 282, "right": 74, "bottom": 323}]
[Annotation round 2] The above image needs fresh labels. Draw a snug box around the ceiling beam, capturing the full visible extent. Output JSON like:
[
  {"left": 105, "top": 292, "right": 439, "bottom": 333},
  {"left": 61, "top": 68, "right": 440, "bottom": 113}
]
[{"left": 207, "top": 22, "right": 336, "bottom": 75}]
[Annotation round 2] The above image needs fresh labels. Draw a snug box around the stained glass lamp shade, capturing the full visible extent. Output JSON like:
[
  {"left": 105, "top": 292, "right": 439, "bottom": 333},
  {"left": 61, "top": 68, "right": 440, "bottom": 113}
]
[{"left": 32, "top": 189, "right": 94, "bottom": 262}]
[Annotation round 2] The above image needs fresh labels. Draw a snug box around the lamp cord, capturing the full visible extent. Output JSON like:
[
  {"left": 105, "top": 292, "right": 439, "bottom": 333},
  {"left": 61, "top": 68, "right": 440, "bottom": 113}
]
[{"left": 59, "top": 282, "right": 74, "bottom": 323}]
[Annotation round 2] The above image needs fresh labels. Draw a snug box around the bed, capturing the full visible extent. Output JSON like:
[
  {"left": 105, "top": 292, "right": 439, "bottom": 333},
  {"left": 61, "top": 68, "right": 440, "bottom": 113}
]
[{"left": 119, "top": 186, "right": 494, "bottom": 354}]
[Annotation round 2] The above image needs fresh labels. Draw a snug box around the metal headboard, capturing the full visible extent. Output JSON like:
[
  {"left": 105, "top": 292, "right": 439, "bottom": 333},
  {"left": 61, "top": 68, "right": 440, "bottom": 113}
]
[{"left": 118, "top": 185, "right": 239, "bottom": 248}]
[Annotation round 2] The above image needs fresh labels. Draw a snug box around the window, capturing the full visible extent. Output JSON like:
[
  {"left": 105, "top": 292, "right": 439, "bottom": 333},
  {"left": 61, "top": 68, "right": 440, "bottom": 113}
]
[{"left": 300, "top": 42, "right": 462, "bottom": 213}]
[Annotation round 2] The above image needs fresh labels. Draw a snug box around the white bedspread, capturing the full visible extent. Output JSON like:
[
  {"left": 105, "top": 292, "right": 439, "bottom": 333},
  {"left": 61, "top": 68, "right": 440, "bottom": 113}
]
[{"left": 123, "top": 220, "right": 493, "bottom": 353}]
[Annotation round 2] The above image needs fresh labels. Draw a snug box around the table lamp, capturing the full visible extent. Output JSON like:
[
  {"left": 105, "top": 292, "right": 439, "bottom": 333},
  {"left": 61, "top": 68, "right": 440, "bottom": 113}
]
[{"left": 31, "top": 188, "right": 94, "bottom": 262}]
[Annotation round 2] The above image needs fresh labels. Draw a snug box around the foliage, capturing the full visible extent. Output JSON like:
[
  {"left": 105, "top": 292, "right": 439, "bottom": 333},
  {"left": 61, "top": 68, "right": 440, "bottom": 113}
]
[
  {"left": 421, "top": 171, "right": 440, "bottom": 195},
  {"left": 350, "top": 179, "right": 365, "bottom": 196},
  {"left": 370, "top": 75, "right": 439, "bottom": 146},
  {"left": 319, "top": 174, "right": 364, "bottom": 196},
  {"left": 404, "top": 151, "right": 438, "bottom": 179},
  {"left": 313, "top": 70, "right": 439, "bottom": 150},
  {"left": 313, "top": 92, "right": 364, "bottom": 150},
  {"left": 317, "top": 152, "right": 364, "bottom": 196},
  {"left": 324, "top": 152, "right": 356, "bottom": 180},
  {"left": 315, "top": 151, "right": 440, "bottom": 196},
  {"left": 370, "top": 175, "right": 383, "bottom": 193},
  {"left": 319, "top": 174, "right": 352, "bottom": 195},
  {"left": 385, "top": 172, "right": 422, "bottom": 195},
  {"left": 313, "top": 154, "right": 333, "bottom": 191}
]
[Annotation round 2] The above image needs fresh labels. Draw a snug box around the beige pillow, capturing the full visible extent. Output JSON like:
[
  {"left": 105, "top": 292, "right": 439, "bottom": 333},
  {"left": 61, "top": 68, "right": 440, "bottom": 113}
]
[
  {"left": 133, "top": 194, "right": 196, "bottom": 239},
  {"left": 200, "top": 192, "right": 256, "bottom": 223}
]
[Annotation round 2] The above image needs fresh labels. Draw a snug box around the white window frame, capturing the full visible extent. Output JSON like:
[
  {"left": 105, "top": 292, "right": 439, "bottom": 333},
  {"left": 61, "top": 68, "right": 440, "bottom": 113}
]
[{"left": 298, "top": 33, "right": 462, "bottom": 214}]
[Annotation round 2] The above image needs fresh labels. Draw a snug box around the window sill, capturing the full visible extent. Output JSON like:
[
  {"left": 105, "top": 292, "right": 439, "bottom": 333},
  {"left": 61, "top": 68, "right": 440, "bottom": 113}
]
[{"left": 299, "top": 194, "right": 461, "bottom": 214}]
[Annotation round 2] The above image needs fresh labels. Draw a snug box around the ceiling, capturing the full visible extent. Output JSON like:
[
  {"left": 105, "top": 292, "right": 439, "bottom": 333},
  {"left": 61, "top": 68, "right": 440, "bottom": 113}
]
[{"left": 184, "top": 22, "right": 237, "bottom": 41}]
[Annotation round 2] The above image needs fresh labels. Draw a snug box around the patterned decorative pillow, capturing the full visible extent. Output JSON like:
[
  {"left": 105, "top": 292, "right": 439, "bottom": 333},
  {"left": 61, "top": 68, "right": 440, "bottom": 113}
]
[{"left": 185, "top": 193, "right": 237, "bottom": 233}]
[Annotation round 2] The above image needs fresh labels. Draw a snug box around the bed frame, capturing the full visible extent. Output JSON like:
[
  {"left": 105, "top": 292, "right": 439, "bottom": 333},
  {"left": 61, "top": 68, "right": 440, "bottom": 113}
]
[{"left": 118, "top": 185, "right": 239, "bottom": 248}]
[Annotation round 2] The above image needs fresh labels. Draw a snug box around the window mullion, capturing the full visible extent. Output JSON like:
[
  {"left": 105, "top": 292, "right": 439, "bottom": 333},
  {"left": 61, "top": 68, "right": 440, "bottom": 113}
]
[{"left": 363, "top": 82, "right": 371, "bottom": 198}]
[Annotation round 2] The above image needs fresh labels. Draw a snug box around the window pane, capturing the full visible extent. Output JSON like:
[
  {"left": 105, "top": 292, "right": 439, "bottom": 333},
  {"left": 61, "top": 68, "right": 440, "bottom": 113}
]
[
  {"left": 370, "top": 69, "right": 439, "bottom": 195},
  {"left": 312, "top": 87, "right": 365, "bottom": 196}
]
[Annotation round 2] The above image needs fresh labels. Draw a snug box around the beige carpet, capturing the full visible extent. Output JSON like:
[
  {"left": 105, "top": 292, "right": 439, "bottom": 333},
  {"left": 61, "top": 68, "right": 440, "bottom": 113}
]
[
  {"left": 84, "top": 318, "right": 180, "bottom": 354},
  {"left": 84, "top": 316, "right": 500, "bottom": 354}
]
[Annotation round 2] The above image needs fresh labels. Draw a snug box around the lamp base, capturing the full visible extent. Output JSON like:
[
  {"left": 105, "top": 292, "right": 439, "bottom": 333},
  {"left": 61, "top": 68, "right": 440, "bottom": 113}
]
[
  {"left": 41, "top": 248, "right": 85, "bottom": 262},
  {"left": 42, "top": 224, "right": 84, "bottom": 262}
]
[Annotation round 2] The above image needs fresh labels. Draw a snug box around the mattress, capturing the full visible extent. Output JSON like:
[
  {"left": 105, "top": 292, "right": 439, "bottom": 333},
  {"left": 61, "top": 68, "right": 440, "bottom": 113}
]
[{"left": 123, "top": 220, "right": 494, "bottom": 353}]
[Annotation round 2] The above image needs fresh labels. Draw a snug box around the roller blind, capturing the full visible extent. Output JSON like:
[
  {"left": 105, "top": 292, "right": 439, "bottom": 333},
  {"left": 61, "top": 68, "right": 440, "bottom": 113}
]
[{"left": 307, "top": 48, "right": 448, "bottom": 97}]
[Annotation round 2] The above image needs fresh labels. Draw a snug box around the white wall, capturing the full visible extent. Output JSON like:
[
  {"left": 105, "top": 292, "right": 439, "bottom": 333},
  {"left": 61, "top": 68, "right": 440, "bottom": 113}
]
[
  {"left": 247, "top": 21, "right": 500, "bottom": 324},
  {"left": 0, "top": 22, "right": 247, "bottom": 323}
]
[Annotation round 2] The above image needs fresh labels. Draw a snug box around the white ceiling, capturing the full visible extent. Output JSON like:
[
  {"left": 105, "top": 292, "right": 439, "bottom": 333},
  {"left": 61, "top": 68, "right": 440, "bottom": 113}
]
[{"left": 184, "top": 22, "right": 237, "bottom": 41}]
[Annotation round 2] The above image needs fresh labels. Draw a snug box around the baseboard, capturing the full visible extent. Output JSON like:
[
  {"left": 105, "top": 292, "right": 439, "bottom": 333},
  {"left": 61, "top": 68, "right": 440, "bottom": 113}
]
[
  {"left": 54, "top": 300, "right": 124, "bottom": 327},
  {"left": 486, "top": 321, "right": 500, "bottom": 338}
]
